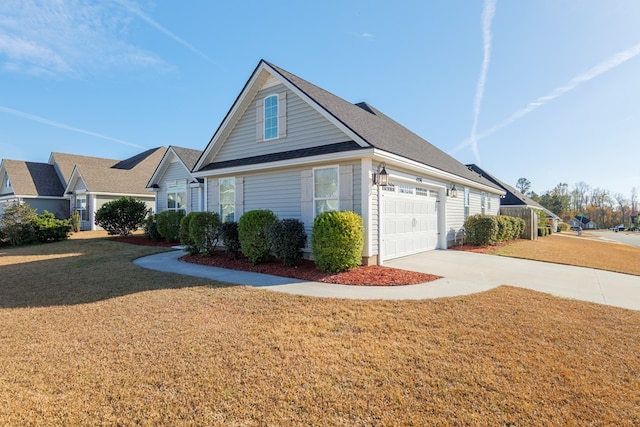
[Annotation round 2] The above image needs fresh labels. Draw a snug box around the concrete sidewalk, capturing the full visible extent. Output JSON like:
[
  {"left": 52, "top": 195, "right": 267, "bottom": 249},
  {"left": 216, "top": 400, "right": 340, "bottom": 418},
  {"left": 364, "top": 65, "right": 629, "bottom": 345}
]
[{"left": 133, "top": 250, "right": 640, "bottom": 310}]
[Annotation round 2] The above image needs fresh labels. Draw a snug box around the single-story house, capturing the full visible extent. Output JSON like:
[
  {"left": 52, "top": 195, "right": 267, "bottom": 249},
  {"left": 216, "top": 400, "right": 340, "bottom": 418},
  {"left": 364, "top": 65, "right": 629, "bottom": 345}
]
[
  {"left": 191, "top": 60, "right": 504, "bottom": 265},
  {"left": 466, "top": 164, "right": 561, "bottom": 229},
  {"left": 146, "top": 145, "right": 204, "bottom": 215},
  {"left": 0, "top": 159, "right": 68, "bottom": 218},
  {"left": 569, "top": 215, "right": 597, "bottom": 230},
  {"left": 63, "top": 148, "right": 166, "bottom": 230}
]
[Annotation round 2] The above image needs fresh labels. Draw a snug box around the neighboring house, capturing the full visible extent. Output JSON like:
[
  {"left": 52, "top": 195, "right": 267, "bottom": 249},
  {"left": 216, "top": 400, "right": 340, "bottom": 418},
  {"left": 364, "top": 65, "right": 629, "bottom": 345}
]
[
  {"left": 466, "top": 164, "right": 561, "bottom": 229},
  {"left": 146, "top": 146, "right": 204, "bottom": 214},
  {"left": 569, "top": 215, "right": 597, "bottom": 230},
  {"left": 63, "top": 148, "right": 166, "bottom": 230},
  {"left": 192, "top": 60, "right": 504, "bottom": 264},
  {"left": 0, "top": 159, "right": 68, "bottom": 218}
]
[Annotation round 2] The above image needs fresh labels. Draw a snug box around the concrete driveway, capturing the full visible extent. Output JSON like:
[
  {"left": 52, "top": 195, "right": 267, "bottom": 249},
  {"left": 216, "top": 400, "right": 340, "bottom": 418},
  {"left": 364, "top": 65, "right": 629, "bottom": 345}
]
[
  {"left": 387, "top": 250, "right": 640, "bottom": 310},
  {"left": 134, "top": 249, "right": 640, "bottom": 310}
]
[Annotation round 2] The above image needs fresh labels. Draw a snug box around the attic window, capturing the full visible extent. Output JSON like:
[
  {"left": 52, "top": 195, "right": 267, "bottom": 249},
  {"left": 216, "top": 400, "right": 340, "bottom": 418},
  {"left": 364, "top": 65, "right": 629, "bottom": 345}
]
[
  {"left": 3, "top": 175, "right": 10, "bottom": 188},
  {"left": 264, "top": 95, "right": 279, "bottom": 140},
  {"left": 256, "top": 92, "right": 286, "bottom": 141}
]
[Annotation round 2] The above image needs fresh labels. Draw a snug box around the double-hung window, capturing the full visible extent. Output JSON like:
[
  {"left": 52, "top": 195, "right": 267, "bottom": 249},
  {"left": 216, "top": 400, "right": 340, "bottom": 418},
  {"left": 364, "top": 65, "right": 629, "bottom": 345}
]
[
  {"left": 264, "top": 95, "right": 279, "bottom": 140},
  {"left": 167, "top": 184, "right": 186, "bottom": 212},
  {"left": 76, "top": 196, "right": 87, "bottom": 221},
  {"left": 464, "top": 188, "right": 470, "bottom": 220},
  {"left": 219, "top": 178, "right": 235, "bottom": 222},
  {"left": 481, "top": 192, "right": 486, "bottom": 214},
  {"left": 314, "top": 166, "right": 339, "bottom": 216}
]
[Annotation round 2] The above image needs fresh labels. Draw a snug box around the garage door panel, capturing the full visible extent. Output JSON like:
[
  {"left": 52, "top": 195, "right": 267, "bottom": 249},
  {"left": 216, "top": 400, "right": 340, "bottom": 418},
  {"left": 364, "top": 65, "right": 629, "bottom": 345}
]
[{"left": 382, "top": 187, "right": 439, "bottom": 261}]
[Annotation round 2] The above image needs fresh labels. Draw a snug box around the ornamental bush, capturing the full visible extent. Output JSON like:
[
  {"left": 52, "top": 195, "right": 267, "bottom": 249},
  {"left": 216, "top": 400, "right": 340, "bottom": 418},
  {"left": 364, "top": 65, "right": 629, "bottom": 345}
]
[
  {"left": 156, "top": 210, "right": 185, "bottom": 242},
  {"left": 188, "top": 211, "right": 221, "bottom": 256},
  {"left": 268, "top": 218, "right": 307, "bottom": 267},
  {"left": 32, "top": 210, "right": 71, "bottom": 242},
  {"left": 71, "top": 210, "right": 81, "bottom": 233},
  {"left": 142, "top": 214, "right": 161, "bottom": 241},
  {"left": 220, "top": 221, "right": 241, "bottom": 259},
  {"left": 558, "top": 222, "right": 570, "bottom": 232},
  {"left": 311, "top": 211, "right": 364, "bottom": 273},
  {"left": 0, "top": 202, "right": 37, "bottom": 246},
  {"left": 496, "top": 215, "right": 513, "bottom": 242},
  {"left": 238, "top": 210, "right": 278, "bottom": 265},
  {"left": 94, "top": 196, "right": 148, "bottom": 236},
  {"left": 464, "top": 214, "right": 499, "bottom": 246},
  {"left": 179, "top": 212, "right": 195, "bottom": 249}
]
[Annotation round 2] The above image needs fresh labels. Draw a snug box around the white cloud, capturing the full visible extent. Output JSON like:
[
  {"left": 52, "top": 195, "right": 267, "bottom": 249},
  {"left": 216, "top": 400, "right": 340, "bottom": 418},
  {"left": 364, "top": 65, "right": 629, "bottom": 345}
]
[
  {"left": 452, "top": 41, "right": 640, "bottom": 155},
  {"left": 0, "top": 0, "right": 169, "bottom": 77},
  {"left": 468, "top": 0, "right": 496, "bottom": 165}
]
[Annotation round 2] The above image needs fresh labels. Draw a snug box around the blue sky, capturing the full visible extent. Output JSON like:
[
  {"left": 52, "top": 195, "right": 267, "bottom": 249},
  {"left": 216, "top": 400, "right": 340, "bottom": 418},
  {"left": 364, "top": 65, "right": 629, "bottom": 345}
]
[{"left": 1, "top": 0, "right": 639, "bottom": 199}]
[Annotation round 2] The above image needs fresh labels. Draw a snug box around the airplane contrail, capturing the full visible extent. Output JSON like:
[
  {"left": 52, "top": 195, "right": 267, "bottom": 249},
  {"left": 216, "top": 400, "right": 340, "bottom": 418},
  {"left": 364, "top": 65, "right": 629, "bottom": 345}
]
[{"left": 0, "top": 105, "right": 148, "bottom": 149}]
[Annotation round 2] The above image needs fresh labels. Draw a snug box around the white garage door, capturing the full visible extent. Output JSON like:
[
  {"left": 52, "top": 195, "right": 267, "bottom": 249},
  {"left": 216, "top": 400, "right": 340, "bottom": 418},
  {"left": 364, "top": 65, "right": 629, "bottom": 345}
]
[{"left": 381, "top": 184, "right": 439, "bottom": 260}]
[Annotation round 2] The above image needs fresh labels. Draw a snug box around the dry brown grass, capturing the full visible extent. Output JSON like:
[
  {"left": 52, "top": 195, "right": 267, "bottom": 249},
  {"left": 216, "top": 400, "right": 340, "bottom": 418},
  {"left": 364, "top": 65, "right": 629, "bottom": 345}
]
[
  {"left": 492, "top": 233, "right": 640, "bottom": 276},
  {"left": 1, "top": 233, "right": 639, "bottom": 425}
]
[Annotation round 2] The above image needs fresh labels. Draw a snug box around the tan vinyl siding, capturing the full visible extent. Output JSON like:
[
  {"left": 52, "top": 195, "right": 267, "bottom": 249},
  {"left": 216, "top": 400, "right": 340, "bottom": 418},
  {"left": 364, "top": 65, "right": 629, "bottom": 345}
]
[{"left": 213, "top": 84, "right": 350, "bottom": 163}]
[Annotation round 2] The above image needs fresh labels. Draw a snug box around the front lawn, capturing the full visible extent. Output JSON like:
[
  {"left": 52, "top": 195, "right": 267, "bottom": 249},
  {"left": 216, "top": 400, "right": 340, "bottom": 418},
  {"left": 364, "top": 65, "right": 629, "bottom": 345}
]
[{"left": 0, "top": 233, "right": 638, "bottom": 425}]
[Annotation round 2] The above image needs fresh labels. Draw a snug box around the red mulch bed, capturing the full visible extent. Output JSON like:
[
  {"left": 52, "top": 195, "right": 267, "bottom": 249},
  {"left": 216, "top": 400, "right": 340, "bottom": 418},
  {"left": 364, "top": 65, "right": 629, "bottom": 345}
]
[{"left": 111, "top": 235, "right": 441, "bottom": 286}]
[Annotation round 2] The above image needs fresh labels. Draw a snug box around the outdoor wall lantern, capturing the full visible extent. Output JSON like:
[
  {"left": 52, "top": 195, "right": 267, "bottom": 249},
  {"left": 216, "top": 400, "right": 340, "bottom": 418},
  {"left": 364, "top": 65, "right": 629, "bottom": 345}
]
[
  {"left": 448, "top": 183, "right": 458, "bottom": 198},
  {"left": 373, "top": 162, "right": 389, "bottom": 186}
]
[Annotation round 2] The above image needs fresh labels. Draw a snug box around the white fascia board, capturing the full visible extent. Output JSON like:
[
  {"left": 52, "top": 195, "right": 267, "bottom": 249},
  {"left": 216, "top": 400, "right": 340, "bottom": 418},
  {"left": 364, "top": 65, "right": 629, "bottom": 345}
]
[
  {"left": 147, "top": 147, "right": 177, "bottom": 187},
  {"left": 192, "top": 148, "right": 376, "bottom": 178},
  {"left": 373, "top": 150, "right": 505, "bottom": 196},
  {"left": 85, "top": 192, "right": 156, "bottom": 198}
]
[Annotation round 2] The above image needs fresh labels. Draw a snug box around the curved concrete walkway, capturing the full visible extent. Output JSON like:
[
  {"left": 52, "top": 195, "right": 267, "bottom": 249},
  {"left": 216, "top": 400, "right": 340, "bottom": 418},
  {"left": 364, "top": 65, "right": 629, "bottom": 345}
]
[{"left": 133, "top": 250, "right": 640, "bottom": 310}]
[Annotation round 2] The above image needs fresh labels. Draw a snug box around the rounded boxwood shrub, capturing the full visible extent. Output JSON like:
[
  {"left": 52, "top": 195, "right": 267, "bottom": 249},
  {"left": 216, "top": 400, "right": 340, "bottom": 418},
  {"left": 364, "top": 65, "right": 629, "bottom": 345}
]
[
  {"left": 496, "top": 215, "right": 513, "bottom": 242},
  {"left": 33, "top": 211, "right": 71, "bottom": 242},
  {"left": 155, "top": 210, "right": 185, "bottom": 242},
  {"left": 464, "top": 214, "right": 499, "bottom": 246},
  {"left": 188, "top": 211, "right": 221, "bottom": 255},
  {"left": 94, "top": 196, "right": 148, "bottom": 236},
  {"left": 220, "top": 221, "right": 241, "bottom": 259},
  {"left": 311, "top": 211, "right": 364, "bottom": 273},
  {"left": 268, "top": 218, "right": 307, "bottom": 267},
  {"left": 179, "top": 212, "right": 197, "bottom": 251},
  {"left": 238, "top": 210, "right": 278, "bottom": 265}
]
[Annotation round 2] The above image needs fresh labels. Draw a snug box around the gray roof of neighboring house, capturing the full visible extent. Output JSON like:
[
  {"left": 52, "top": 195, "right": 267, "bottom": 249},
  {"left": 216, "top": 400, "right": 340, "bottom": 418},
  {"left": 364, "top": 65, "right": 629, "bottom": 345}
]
[
  {"left": 466, "top": 163, "right": 561, "bottom": 220},
  {"left": 264, "top": 61, "right": 502, "bottom": 192},
  {"left": 64, "top": 147, "right": 166, "bottom": 194},
  {"left": 1, "top": 160, "right": 65, "bottom": 197},
  {"left": 171, "top": 146, "right": 203, "bottom": 171}
]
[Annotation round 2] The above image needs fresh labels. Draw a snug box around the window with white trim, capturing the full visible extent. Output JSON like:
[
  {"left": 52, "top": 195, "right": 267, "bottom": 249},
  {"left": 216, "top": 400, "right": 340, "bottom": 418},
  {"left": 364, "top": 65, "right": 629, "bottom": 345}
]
[
  {"left": 264, "top": 95, "right": 279, "bottom": 140},
  {"left": 314, "top": 166, "right": 339, "bottom": 216},
  {"left": 219, "top": 177, "right": 235, "bottom": 222},
  {"left": 464, "top": 187, "right": 470, "bottom": 220},
  {"left": 76, "top": 196, "right": 87, "bottom": 221},
  {"left": 3, "top": 174, "right": 10, "bottom": 188},
  {"left": 167, "top": 184, "right": 186, "bottom": 212},
  {"left": 481, "top": 192, "right": 486, "bottom": 214}
]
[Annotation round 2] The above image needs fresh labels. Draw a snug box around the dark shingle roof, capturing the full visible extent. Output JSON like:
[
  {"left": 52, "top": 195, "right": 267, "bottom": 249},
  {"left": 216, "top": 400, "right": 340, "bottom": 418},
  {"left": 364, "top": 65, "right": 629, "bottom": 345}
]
[
  {"left": 172, "top": 146, "right": 203, "bottom": 171},
  {"left": 265, "top": 61, "right": 502, "bottom": 191},
  {"left": 2, "top": 160, "right": 65, "bottom": 197}
]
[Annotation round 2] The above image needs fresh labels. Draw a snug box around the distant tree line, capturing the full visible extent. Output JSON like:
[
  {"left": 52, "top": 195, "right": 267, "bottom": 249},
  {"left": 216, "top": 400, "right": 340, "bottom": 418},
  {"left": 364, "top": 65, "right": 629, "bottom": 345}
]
[{"left": 516, "top": 178, "right": 639, "bottom": 229}]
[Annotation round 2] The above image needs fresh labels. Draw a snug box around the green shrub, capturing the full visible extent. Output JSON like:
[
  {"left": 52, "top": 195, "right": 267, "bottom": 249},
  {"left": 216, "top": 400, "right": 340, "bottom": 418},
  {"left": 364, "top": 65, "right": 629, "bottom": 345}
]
[
  {"left": 464, "top": 214, "right": 499, "bottom": 246},
  {"left": 220, "top": 221, "right": 241, "bottom": 259},
  {"left": 512, "top": 217, "right": 525, "bottom": 239},
  {"left": 538, "top": 227, "right": 548, "bottom": 237},
  {"left": 155, "top": 210, "right": 185, "bottom": 242},
  {"left": 496, "top": 216, "right": 513, "bottom": 242},
  {"left": 142, "top": 214, "right": 161, "bottom": 241},
  {"left": 94, "top": 196, "right": 148, "bottom": 236},
  {"left": 558, "top": 222, "right": 570, "bottom": 232},
  {"left": 71, "top": 210, "right": 81, "bottom": 233},
  {"left": 188, "top": 212, "right": 221, "bottom": 256},
  {"left": 32, "top": 211, "right": 71, "bottom": 242},
  {"left": 311, "top": 211, "right": 364, "bottom": 273},
  {"left": 268, "top": 218, "right": 307, "bottom": 267},
  {"left": 180, "top": 212, "right": 195, "bottom": 252},
  {"left": 0, "top": 202, "right": 37, "bottom": 246},
  {"left": 238, "top": 210, "right": 278, "bottom": 265}
]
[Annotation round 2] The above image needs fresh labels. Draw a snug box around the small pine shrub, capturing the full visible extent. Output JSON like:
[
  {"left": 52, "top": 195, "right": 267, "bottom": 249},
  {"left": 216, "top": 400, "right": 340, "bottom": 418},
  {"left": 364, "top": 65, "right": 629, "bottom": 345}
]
[
  {"left": 188, "top": 211, "right": 221, "bottom": 256},
  {"left": 464, "top": 214, "right": 499, "bottom": 246},
  {"left": 268, "top": 218, "right": 307, "bottom": 267},
  {"left": 94, "top": 196, "right": 148, "bottom": 236},
  {"left": 311, "top": 211, "right": 364, "bottom": 273},
  {"left": 238, "top": 210, "right": 278, "bottom": 265},
  {"left": 71, "top": 210, "right": 81, "bottom": 233},
  {"left": 155, "top": 210, "right": 185, "bottom": 242},
  {"left": 220, "top": 221, "right": 241, "bottom": 259},
  {"left": 0, "top": 202, "right": 38, "bottom": 246}
]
